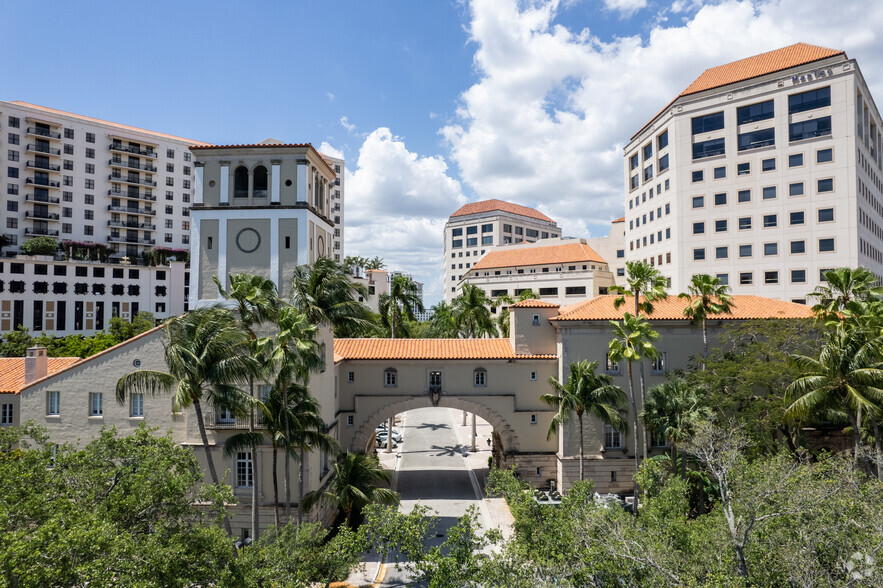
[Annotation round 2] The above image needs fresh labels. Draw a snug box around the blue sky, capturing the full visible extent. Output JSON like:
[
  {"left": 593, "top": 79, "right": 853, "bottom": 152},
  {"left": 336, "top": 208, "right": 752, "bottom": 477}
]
[{"left": 5, "top": 0, "right": 883, "bottom": 303}]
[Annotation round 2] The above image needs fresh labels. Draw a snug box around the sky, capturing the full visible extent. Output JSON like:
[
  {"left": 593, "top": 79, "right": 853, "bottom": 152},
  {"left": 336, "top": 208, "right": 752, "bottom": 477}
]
[{"left": 5, "top": 0, "right": 883, "bottom": 304}]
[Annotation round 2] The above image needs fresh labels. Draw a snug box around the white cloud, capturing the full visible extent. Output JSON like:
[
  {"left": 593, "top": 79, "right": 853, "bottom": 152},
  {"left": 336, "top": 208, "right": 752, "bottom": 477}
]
[
  {"left": 603, "top": 0, "right": 647, "bottom": 17},
  {"left": 327, "top": 92, "right": 335, "bottom": 102},
  {"left": 442, "top": 0, "right": 883, "bottom": 243},
  {"left": 317, "top": 141, "right": 344, "bottom": 159},
  {"left": 345, "top": 128, "right": 466, "bottom": 302},
  {"left": 340, "top": 116, "right": 356, "bottom": 133}
]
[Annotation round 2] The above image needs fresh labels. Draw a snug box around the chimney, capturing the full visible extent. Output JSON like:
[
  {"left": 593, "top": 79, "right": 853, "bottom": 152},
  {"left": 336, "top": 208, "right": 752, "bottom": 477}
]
[{"left": 25, "top": 347, "right": 48, "bottom": 384}]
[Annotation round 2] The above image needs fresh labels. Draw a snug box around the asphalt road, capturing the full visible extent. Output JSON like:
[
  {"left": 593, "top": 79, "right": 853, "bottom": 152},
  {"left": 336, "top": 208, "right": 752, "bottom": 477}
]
[{"left": 379, "top": 407, "right": 486, "bottom": 587}]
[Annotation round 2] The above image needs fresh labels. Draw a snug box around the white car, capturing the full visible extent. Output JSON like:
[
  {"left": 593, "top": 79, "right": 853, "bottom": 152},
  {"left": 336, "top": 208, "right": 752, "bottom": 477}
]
[
  {"left": 375, "top": 427, "right": 403, "bottom": 443},
  {"left": 375, "top": 435, "right": 399, "bottom": 448}
]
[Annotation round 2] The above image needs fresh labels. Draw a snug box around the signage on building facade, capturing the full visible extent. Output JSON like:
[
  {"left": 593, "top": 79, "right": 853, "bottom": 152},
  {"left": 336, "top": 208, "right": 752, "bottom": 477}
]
[{"left": 792, "top": 67, "right": 834, "bottom": 85}]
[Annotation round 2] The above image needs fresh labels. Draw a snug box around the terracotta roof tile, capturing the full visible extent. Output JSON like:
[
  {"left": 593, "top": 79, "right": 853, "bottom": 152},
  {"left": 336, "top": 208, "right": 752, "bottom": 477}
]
[
  {"left": 470, "top": 241, "right": 607, "bottom": 272},
  {"left": 611, "top": 217, "right": 625, "bottom": 223},
  {"left": 451, "top": 199, "right": 555, "bottom": 223},
  {"left": 7, "top": 101, "right": 209, "bottom": 145},
  {"left": 553, "top": 295, "right": 815, "bottom": 321},
  {"left": 334, "top": 338, "right": 556, "bottom": 360},
  {"left": 0, "top": 357, "right": 82, "bottom": 394},
  {"left": 510, "top": 299, "right": 559, "bottom": 308}
]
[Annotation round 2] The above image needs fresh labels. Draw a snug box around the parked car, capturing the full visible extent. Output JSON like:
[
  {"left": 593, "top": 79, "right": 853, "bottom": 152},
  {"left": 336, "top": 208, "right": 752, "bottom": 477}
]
[
  {"left": 375, "top": 426, "right": 403, "bottom": 443},
  {"left": 375, "top": 435, "right": 398, "bottom": 448}
]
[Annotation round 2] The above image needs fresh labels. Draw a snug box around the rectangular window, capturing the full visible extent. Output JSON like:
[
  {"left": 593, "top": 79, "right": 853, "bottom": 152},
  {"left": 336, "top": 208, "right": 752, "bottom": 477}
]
[
  {"left": 789, "top": 182, "right": 804, "bottom": 196},
  {"left": 481, "top": 236, "right": 493, "bottom": 245},
  {"left": 693, "top": 138, "right": 725, "bottom": 159},
  {"left": 236, "top": 452, "right": 254, "bottom": 488},
  {"left": 762, "top": 158, "right": 776, "bottom": 171},
  {"left": 47, "top": 391, "right": 60, "bottom": 416},
  {"left": 692, "top": 221, "right": 705, "bottom": 235},
  {"left": 651, "top": 352, "right": 667, "bottom": 373},
  {"left": 738, "top": 128, "right": 775, "bottom": 151},
  {"left": 765, "top": 271, "right": 779, "bottom": 284},
  {"left": 764, "top": 242, "right": 779, "bottom": 256},
  {"left": 791, "top": 240, "right": 806, "bottom": 254},
  {"left": 715, "top": 246, "right": 728, "bottom": 259},
  {"left": 737, "top": 100, "right": 774, "bottom": 124},
  {"left": 737, "top": 189, "right": 751, "bottom": 203},
  {"left": 657, "top": 130, "right": 668, "bottom": 150},
  {"left": 131, "top": 393, "right": 144, "bottom": 417},
  {"left": 789, "top": 116, "right": 832, "bottom": 141},
  {"left": 714, "top": 219, "right": 729, "bottom": 233},
  {"left": 692, "top": 112, "right": 725, "bottom": 134},
  {"left": 0, "top": 404, "right": 12, "bottom": 426},
  {"left": 474, "top": 370, "right": 486, "bottom": 387},
  {"left": 738, "top": 217, "right": 752, "bottom": 230},
  {"left": 605, "top": 354, "right": 619, "bottom": 373},
  {"left": 384, "top": 370, "right": 397, "bottom": 387},
  {"left": 713, "top": 166, "right": 726, "bottom": 179},
  {"left": 739, "top": 244, "right": 753, "bottom": 258},
  {"left": 466, "top": 237, "right": 477, "bottom": 247},
  {"left": 790, "top": 211, "right": 805, "bottom": 225},
  {"left": 481, "top": 223, "right": 493, "bottom": 233},
  {"left": 819, "top": 238, "right": 835, "bottom": 252},
  {"left": 818, "top": 208, "right": 834, "bottom": 222},
  {"left": 658, "top": 153, "right": 669, "bottom": 172},
  {"left": 763, "top": 214, "right": 778, "bottom": 228},
  {"left": 740, "top": 272, "right": 753, "bottom": 285},
  {"left": 762, "top": 186, "right": 777, "bottom": 200},
  {"left": 643, "top": 143, "right": 653, "bottom": 161},
  {"left": 693, "top": 248, "right": 706, "bottom": 261},
  {"left": 714, "top": 193, "right": 727, "bottom": 206},
  {"left": 737, "top": 162, "right": 750, "bottom": 176},
  {"left": 789, "top": 153, "right": 804, "bottom": 167},
  {"left": 788, "top": 86, "right": 831, "bottom": 114},
  {"left": 817, "top": 178, "right": 834, "bottom": 193},
  {"left": 791, "top": 269, "right": 807, "bottom": 284},
  {"left": 691, "top": 196, "right": 704, "bottom": 209},
  {"left": 90, "top": 393, "right": 103, "bottom": 416},
  {"left": 817, "top": 148, "right": 833, "bottom": 163},
  {"left": 629, "top": 153, "right": 639, "bottom": 170},
  {"left": 604, "top": 424, "right": 622, "bottom": 449}
]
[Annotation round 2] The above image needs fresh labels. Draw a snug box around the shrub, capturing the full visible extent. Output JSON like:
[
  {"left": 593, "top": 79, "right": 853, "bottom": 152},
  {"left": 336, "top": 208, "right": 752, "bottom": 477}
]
[{"left": 20, "top": 236, "right": 58, "bottom": 256}]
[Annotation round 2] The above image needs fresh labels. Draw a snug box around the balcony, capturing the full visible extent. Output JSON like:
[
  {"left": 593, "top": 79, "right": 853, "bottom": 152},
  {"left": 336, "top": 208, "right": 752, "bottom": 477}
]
[
  {"left": 109, "top": 143, "right": 157, "bottom": 158},
  {"left": 107, "top": 220, "right": 156, "bottom": 231},
  {"left": 107, "top": 204, "right": 155, "bottom": 216},
  {"left": 24, "top": 228, "right": 60, "bottom": 237},
  {"left": 26, "top": 144, "right": 61, "bottom": 156},
  {"left": 25, "top": 194, "right": 60, "bottom": 205},
  {"left": 108, "top": 174, "right": 157, "bottom": 187},
  {"left": 25, "top": 210, "right": 60, "bottom": 221},
  {"left": 25, "top": 177, "right": 60, "bottom": 188},
  {"left": 26, "top": 160, "right": 61, "bottom": 172},
  {"left": 26, "top": 126, "right": 61, "bottom": 140},
  {"left": 107, "top": 235, "right": 155, "bottom": 245},
  {"left": 203, "top": 412, "right": 267, "bottom": 429},
  {"left": 108, "top": 189, "right": 156, "bottom": 202},
  {"left": 108, "top": 158, "right": 158, "bottom": 172}
]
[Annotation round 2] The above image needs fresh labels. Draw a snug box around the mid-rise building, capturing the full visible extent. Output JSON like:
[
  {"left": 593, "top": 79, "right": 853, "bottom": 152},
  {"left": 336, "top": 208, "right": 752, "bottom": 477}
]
[
  {"left": 444, "top": 199, "right": 561, "bottom": 301},
  {"left": 623, "top": 43, "right": 883, "bottom": 302},
  {"left": 322, "top": 153, "right": 345, "bottom": 262}
]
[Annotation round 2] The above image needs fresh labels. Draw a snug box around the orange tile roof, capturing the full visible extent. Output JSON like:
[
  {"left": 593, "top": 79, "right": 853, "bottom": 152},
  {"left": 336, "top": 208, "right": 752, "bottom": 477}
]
[
  {"left": 334, "top": 338, "right": 556, "bottom": 360},
  {"left": 470, "top": 241, "right": 607, "bottom": 272},
  {"left": 451, "top": 199, "right": 555, "bottom": 223},
  {"left": 7, "top": 101, "right": 209, "bottom": 146},
  {"left": 611, "top": 217, "right": 625, "bottom": 223},
  {"left": 191, "top": 143, "right": 335, "bottom": 174},
  {"left": 0, "top": 357, "right": 82, "bottom": 394},
  {"left": 553, "top": 295, "right": 815, "bottom": 321},
  {"left": 631, "top": 43, "right": 845, "bottom": 140},
  {"left": 510, "top": 299, "right": 559, "bottom": 308}
]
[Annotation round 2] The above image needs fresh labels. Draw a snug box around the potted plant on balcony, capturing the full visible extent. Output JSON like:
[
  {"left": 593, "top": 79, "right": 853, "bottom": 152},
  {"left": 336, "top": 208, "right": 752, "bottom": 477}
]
[{"left": 19, "top": 236, "right": 59, "bottom": 260}]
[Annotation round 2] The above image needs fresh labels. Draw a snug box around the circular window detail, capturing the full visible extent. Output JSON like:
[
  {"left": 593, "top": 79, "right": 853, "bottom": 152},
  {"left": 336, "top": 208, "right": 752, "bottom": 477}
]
[
  {"left": 133, "top": 359, "right": 141, "bottom": 368},
  {"left": 208, "top": 180, "right": 216, "bottom": 187},
  {"left": 236, "top": 228, "right": 261, "bottom": 253},
  {"left": 285, "top": 179, "right": 292, "bottom": 187}
]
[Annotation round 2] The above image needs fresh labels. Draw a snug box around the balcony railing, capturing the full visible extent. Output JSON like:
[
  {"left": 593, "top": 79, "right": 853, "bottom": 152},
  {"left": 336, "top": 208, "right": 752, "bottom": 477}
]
[
  {"left": 109, "top": 143, "right": 157, "bottom": 158},
  {"left": 107, "top": 235, "right": 155, "bottom": 245},
  {"left": 108, "top": 158, "right": 158, "bottom": 172},
  {"left": 107, "top": 204, "right": 155, "bottom": 216},
  {"left": 108, "top": 189, "right": 156, "bottom": 201},
  {"left": 25, "top": 211, "right": 60, "bottom": 220},
  {"left": 24, "top": 228, "right": 60, "bottom": 237},
  {"left": 25, "top": 194, "right": 60, "bottom": 205},
  {"left": 108, "top": 174, "right": 157, "bottom": 187},
  {"left": 107, "top": 220, "right": 156, "bottom": 231},
  {"left": 203, "top": 412, "right": 268, "bottom": 430},
  {"left": 26, "top": 144, "right": 61, "bottom": 156},
  {"left": 26, "top": 160, "right": 61, "bottom": 172},
  {"left": 26, "top": 126, "right": 61, "bottom": 139},
  {"left": 25, "top": 177, "right": 60, "bottom": 188}
]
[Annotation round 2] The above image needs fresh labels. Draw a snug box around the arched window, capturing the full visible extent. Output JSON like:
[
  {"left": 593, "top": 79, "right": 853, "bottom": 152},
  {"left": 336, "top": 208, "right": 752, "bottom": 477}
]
[
  {"left": 317, "top": 235, "right": 325, "bottom": 258},
  {"left": 384, "top": 368, "right": 397, "bottom": 387},
  {"left": 234, "top": 166, "right": 248, "bottom": 199},
  {"left": 473, "top": 367, "right": 487, "bottom": 387},
  {"left": 253, "top": 165, "right": 268, "bottom": 198}
]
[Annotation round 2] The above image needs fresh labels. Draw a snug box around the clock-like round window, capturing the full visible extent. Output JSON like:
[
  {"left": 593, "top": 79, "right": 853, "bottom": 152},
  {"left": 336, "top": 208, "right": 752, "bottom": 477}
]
[{"left": 236, "top": 228, "right": 261, "bottom": 253}]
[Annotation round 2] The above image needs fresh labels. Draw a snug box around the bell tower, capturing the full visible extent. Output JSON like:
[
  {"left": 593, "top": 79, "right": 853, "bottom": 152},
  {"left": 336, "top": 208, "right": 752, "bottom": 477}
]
[{"left": 189, "top": 140, "right": 336, "bottom": 307}]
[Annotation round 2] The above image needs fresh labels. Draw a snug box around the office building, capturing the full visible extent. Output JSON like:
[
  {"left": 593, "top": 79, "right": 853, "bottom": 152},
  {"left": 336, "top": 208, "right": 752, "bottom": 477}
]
[
  {"left": 623, "top": 43, "right": 883, "bottom": 301},
  {"left": 323, "top": 153, "right": 345, "bottom": 262}
]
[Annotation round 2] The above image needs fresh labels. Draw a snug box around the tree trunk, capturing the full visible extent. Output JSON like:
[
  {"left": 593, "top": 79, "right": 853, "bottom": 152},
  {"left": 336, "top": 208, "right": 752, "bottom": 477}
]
[
  {"left": 249, "top": 377, "right": 259, "bottom": 541},
  {"left": 283, "top": 383, "right": 291, "bottom": 522},
  {"left": 670, "top": 443, "right": 678, "bottom": 477},
  {"left": 390, "top": 311, "right": 396, "bottom": 340},
  {"left": 638, "top": 361, "right": 648, "bottom": 462},
  {"left": 626, "top": 361, "right": 640, "bottom": 513},
  {"left": 844, "top": 404, "right": 867, "bottom": 471},
  {"left": 193, "top": 398, "right": 233, "bottom": 536},
  {"left": 735, "top": 544, "right": 749, "bottom": 579},
  {"left": 870, "top": 412, "right": 883, "bottom": 480},
  {"left": 298, "top": 448, "right": 305, "bottom": 525},
  {"left": 702, "top": 318, "right": 709, "bottom": 370},
  {"left": 272, "top": 446, "right": 280, "bottom": 527},
  {"left": 578, "top": 413, "right": 584, "bottom": 481}
]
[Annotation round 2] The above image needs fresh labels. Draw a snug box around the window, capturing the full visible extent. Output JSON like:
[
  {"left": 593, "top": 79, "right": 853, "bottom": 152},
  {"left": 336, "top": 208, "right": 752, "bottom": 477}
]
[
  {"left": 692, "top": 170, "right": 704, "bottom": 183},
  {"left": 737, "top": 162, "right": 750, "bottom": 176},
  {"left": 790, "top": 211, "right": 805, "bottom": 225},
  {"left": 740, "top": 272, "right": 753, "bottom": 285},
  {"left": 530, "top": 414, "right": 538, "bottom": 425},
  {"left": 8, "top": 133, "right": 19, "bottom": 145},
  {"left": 762, "top": 158, "right": 776, "bottom": 172},
  {"left": 629, "top": 153, "right": 639, "bottom": 170},
  {"left": 346, "top": 415, "right": 354, "bottom": 426},
  {"left": 131, "top": 393, "right": 144, "bottom": 417},
  {"left": 47, "top": 391, "right": 60, "bottom": 416},
  {"left": 692, "top": 112, "right": 724, "bottom": 134},
  {"left": 565, "top": 286, "right": 586, "bottom": 295},
  {"left": 693, "top": 248, "right": 706, "bottom": 261},
  {"left": 481, "top": 236, "right": 493, "bottom": 245},
  {"left": 7, "top": 167, "right": 18, "bottom": 178},
  {"left": 738, "top": 217, "right": 752, "bottom": 231},
  {"left": 236, "top": 452, "right": 254, "bottom": 488},
  {"left": 605, "top": 354, "right": 619, "bottom": 373},
  {"left": 657, "top": 130, "right": 668, "bottom": 150},
  {"left": 817, "top": 148, "right": 833, "bottom": 163},
  {"left": 643, "top": 143, "right": 653, "bottom": 161},
  {"left": 789, "top": 269, "right": 806, "bottom": 284},
  {"left": 789, "top": 153, "right": 804, "bottom": 167},
  {"left": 692, "top": 196, "right": 705, "bottom": 209},
  {"left": 788, "top": 86, "right": 831, "bottom": 114},
  {"left": 8, "top": 116, "right": 19, "bottom": 128},
  {"left": 762, "top": 186, "right": 777, "bottom": 200},
  {"left": 715, "top": 219, "right": 728, "bottom": 233},
  {"left": 692, "top": 221, "right": 705, "bottom": 235},
  {"left": 737, "top": 189, "right": 751, "bottom": 203},
  {"left": 693, "top": 138, "right": 725, "bottom": 159},
  {"left": 714, "top": 166, "right": 726, "bottom": 179},
  {"left": 819, "top": 238, "right": 835, "bottom": 252},
  {"left": 384, "top": 368, "right": 397, "bottom": 387},
  {"left": 90, "top": 393, "right": 103, "bottom": 416},
  {"left": 739, "top": 244, "right": 753, "bottom": 258},
  {"left": 481, "top": 223, "right": 493, "bottom": 233},
  {"left": 604, "top": 424, "right": 622, "bottom": 449},
  {"left": 84, "top": 210, "right": 94, "bottom": 220},
  {"left": 658, "top": 153, "right": 669, "bottom": 172},
  {"left": 85, "top": 163, "right": 94, "bottom": 174},
  {"left": 764, "top": 242, "right": 778, "bottom": 256},
  {"left": 651, "top": 353, "right": 667, "bottom": 373},
  {"left": 474, "top": 368, "right": 487, "bottom": 387},
  {"left": 817, "top": 178, "right": 834, "bottom": 193},
  {"left": 737, "top": 100, "right": 774, "bottom": 124},
  {"left": 790, "top": 116, "right": 832, "bottom": 141},
  {"left": 818, "top": 208, "right": 834, "bottom": 222},
  {"left": 714, "top": 193, "right": 727, "bottom": 206},
  {"left": 764, "top": 271, "right": 779, "bottom": 284},
  {"left": 0, "top": 404, "right": 12, "bottom": 426},
  {"left": 791, "top": 240, "right": 806, "bottom": 254},
  {"left": 738, "top": 128, "right": 775, "bottom": 151},
  {"left": 715, "top": 246, "right": 728, "bottom": 259},
  {"left": 84, "top": 179, "right": 94, "bottom": 189},
  {"left": 789, "top": 182, "right": 804, "bottom": 196}
]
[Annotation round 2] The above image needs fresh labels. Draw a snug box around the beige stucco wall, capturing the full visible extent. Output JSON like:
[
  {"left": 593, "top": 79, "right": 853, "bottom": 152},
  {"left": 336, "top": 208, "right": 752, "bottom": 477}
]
[
  {"left": 226, "top": 218, "right": 271, "bottom": 280},
  {"left": 198, "top": 219, "right": 219, "bottom": 300},
  {"left": 510, "top": 306, "right": 558, "bottom": 356}
]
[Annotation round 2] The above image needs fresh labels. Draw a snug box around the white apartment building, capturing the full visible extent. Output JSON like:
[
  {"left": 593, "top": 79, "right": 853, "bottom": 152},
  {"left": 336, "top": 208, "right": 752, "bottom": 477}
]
[
  {"left": 623, "top": 43, "right": 883, "bottom": 302},
  {"left": 322, "top": 153, "right": 345, "bottom": 261},
  {"left": 0, "top": 101, "right": 203, "bottom": 334},
  {"left": 444, "top": 199, "right": 561, "bottom": 302}
]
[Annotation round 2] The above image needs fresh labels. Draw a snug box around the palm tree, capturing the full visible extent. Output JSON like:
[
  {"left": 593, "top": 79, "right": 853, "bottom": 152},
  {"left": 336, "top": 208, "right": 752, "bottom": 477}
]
[
  {"left": 785, "top": 325, "right": 883, "bottom": 474},
  {"left": 290, "top": 256, "right": 372, "bottom": 337},
  {"left": 378, "top": 274, "right": 424, "bottom": 339},
  {"left": 810, "top": 267, "right": 883, "bottom": 323},
  {"left": 365, "top": 256, "right": 386, "bottom": 270},
  {"left": 493, "top": 294, "right": 515, "bottom": 338},
  {"left": 452, "top": 283, "right": 498, "bottom": 338},
  {"left": 542, "top": 360, "right": 627, "bottom": 481},
  {"left": 608, "top": 312, "right": 660, "bottom": 494},
  {"left": 302, "top": 452, "right": 399, "bottom": 528},
  {"left": 611, "top": 261, "right": 668, "bottom": 317},
  {"left": 115, "top": 307, "right": 259, "bottom": 535},
  {"left": 425, "top": 301, "right": 459, "bottom": 338},
  {"left": 640, "top": 379, "right": 711, "bottom": 479},
  {"left": 679, "top": 273, "right": 734, "bottom": 366},
  {"left": 215, "top": 272, "right": 279, "bottom": 540},
  {"left": 269, "top": 305, "right": 322, "bottom": 522}
]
